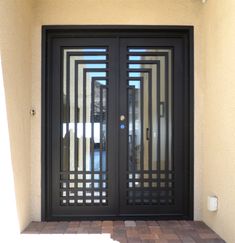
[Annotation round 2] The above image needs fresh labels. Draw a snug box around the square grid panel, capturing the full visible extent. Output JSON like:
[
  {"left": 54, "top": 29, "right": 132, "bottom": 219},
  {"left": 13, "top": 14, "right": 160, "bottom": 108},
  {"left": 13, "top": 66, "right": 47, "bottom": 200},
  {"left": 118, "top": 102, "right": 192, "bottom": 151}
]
[{"left": 60, "top": 172, "right": 108, "bottom": 206}]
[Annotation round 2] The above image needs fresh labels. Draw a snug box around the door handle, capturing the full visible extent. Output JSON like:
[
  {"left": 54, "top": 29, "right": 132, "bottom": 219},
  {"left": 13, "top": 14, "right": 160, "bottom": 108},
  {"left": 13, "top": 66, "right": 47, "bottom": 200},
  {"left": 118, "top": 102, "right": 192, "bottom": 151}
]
[
  {"left": 120, "top": 115, "right": 125, "bottom": 121},
  {"left": 146, "top": 128, "right": 150, "bottom": 140},
  {"left": 160, "top": 102, "right": 165, "bottom": 117}
]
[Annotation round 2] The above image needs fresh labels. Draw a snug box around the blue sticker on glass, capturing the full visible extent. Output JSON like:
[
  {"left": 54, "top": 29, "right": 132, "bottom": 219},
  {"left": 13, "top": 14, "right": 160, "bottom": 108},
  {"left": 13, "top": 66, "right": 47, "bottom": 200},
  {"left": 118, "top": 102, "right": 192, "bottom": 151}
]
[{"left": 120, "top": 124, "right": 125, "bottom": 129}]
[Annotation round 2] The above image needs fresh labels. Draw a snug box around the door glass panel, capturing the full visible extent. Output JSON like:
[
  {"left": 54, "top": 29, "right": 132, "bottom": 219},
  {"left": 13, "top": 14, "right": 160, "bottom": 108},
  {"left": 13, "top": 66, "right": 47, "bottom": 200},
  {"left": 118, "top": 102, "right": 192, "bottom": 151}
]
[
  {"left": 128, "top": 80, "right": 142, "bottom": 172},
  {"left": 60, "top": 47, "right": 108, "bottom": 206},
  {"left": 127, "top": 48, "right": 173, "bottom": 205}
]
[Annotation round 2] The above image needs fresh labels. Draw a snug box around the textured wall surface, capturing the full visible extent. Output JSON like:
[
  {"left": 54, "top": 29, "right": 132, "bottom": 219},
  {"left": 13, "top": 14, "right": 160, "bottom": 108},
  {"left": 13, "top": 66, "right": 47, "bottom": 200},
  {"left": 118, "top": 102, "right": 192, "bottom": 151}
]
[
  {"left": 0, "top": 0, "right": 33, "bottom": 232},
  {"left": 201, "top": 1, "right": 235, "bottom": 242},
  {"left": 7, "top": 1, "right": 235, "bottom": 240},
  {"left": 30, "top": 0, "right": 204, "bottom": 222}
]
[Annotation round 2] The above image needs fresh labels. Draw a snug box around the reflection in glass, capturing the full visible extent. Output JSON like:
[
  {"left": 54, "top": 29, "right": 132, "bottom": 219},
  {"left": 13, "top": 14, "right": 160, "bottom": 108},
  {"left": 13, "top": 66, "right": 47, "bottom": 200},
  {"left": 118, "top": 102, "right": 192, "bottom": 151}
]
[
  {"left": 127, "top": 48, "right": 172, "bottom": 205},
  {"left": 128, "top": 80, "right": 142, "bottom": 172},
  {"left": 60, "top": 47, "right": 108, "bottom": 206}
]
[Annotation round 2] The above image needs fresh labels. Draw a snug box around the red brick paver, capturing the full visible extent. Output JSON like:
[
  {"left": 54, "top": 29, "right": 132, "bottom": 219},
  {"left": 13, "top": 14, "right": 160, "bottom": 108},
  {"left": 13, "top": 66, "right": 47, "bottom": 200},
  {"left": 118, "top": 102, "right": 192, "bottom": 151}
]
[{"left": 23, "top": 220, "right": 225, "bottom": 242}]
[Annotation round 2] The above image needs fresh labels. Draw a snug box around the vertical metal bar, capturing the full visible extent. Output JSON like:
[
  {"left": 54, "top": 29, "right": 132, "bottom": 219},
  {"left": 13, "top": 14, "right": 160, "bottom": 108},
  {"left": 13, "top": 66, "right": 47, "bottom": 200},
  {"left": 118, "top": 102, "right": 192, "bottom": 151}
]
[
  {"left": 74, "top": 63, "right": 78, "bottom": 172},
  {"left": 157, "top": 63, "right": 161, "bottom": 202},
  {"left": 69, "top": 55, "right": 76, "bottom": 173},
  {"left": 127, "top": 87, "right": 131, "bottom": 172},
  {"left": 83, "top": 69, "right": 86, "bottom": 203},
  {"left": 140, "top": 80, "right": 144, "bottom": 205},
  {"left": 148, "top": 71, "right": 152, "bottom": 172},
  {"left": 102, "top": 85, "right": 107, "bottom": 173},
  {"left": 66, "top": 53, "right": 71, "bottom": 205},
  {"left": 131, "top": 86, "right": 137, "bottom": 204},
  {"left": 100, "top": 83, "right": 103, "bottom": 200},
  {"left": 77, "top": 110, "right": 80, "bottom": 169},
  {"left": 102, "top": 85, "right": 107, "bottom": 204},
  {"left": 60, "top": 49, "right": 65, "bottom": 205},
  {"left": 61, "top": 51, "right": 65, "bottom": 172},
  {"left": 127, "top": 86, "right": 130, "bottom": 201},
  {"left": 130, "top": 86, "right": 136, "bottom": 204},
  {"left": 127, "top": 85, "right": 133, "bottom": 203},
  {"left": 148, "top": 70, "right": 152, "bottom": 205},
  {"left": 91, "top": 78, "right": 95, "bottom": 205},
  {"left": 66, "top": 52, "right": 70, "bottom": 172},
  {"left": 132, "top": 87, "right": 136, "bottom": 172},
  {"left": 165, "top": 54, "right": 169, "bottom": 203},
  {"left": 74, "top": 61, "right": 78, "bottom": 202}
]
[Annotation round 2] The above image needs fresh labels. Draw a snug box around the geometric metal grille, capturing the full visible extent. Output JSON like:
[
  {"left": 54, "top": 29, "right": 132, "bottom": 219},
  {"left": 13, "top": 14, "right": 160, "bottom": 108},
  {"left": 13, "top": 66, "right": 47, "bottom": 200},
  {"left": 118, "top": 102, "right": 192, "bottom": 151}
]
[
  {"left": 44, "top": 27, "right": 194, "bottom": 221},
  {"left": 60, "top": 47, "right": 108, "bottom": 206},
  {"left": 126, "top": 48, "right": 174, "bottom": 205},
  {"left": 60, "top": 172, "right": 108, "bottom": 206}
]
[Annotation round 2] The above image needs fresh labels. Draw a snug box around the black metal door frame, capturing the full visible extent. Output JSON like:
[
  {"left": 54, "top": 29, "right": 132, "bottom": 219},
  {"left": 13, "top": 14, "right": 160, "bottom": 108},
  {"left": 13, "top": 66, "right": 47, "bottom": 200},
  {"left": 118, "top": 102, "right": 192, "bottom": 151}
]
[{"left": 41, "top": 25, "right": 194, "bottom": 221}]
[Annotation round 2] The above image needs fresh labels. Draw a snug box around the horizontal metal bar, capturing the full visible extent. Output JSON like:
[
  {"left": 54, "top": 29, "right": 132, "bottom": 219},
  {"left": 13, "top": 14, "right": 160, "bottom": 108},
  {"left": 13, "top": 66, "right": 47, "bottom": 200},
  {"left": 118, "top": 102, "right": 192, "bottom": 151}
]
[
  {"left": 127, "top": 196, "right": 175, "bottom": 199},
  {"left": 72, "top": 60, "right": 109, "bottom": 64},
  {"left": 127, "top": 52, "right": 169, "bottom": 56},
  {"left": 91, "top": 77, "right": 109, "bottom": 80},
  {"left": 127, "top": 77, "right": 144, "bottom": 81},
  {"left": 128, "top": 60, "right": 161, "bottom": 64},
  {"left": 127, "top": 68, "right": 152, "bottom": 72},
  {"left": 126, "top": 170, "right": 174, "bottom": 173},
  {"left": 60, "top": 180, "right": 108, "bottom": 183},
  {"left": 61, "top": 195, "right": 108, "bottom": 198},
  {"left": 126, "top": 188, "right": 173, "bottom": 192},
  {"left": 127, "top": 178, "right": 174, "bottom": 182},
  {"left": 59, "top": 188, "right": 109, "bottom": 192},
  {"left": 67, "top": 52, "right": 109, "bottom": 56},
  {"left": 60, "top": 171, "right": 109, "bottom": 174},
  {"left": 83, "top": 68, "right": 109, "bottom": 72}
]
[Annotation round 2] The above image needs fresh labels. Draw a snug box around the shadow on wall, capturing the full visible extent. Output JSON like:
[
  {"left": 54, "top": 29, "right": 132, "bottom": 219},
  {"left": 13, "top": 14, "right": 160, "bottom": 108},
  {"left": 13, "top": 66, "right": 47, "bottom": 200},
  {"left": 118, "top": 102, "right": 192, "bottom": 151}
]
[{"left": 0, "top": 52, "right": 20, "bottom": 235}]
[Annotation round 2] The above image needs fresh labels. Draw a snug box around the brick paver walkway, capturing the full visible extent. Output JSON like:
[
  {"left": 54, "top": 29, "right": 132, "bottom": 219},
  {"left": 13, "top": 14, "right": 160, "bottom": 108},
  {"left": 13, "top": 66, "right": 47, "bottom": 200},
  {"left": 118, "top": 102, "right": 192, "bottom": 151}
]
[{"left": 23, "top": 220, "right": 225, "bottom": 242}]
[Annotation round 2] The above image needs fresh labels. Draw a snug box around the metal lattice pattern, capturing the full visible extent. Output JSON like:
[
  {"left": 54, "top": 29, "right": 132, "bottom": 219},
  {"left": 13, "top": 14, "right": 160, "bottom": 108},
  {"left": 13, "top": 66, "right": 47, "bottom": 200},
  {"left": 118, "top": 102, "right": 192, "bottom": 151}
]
[
  {"left": 60, "top": 47, "right": 109, "bottom": 206},
  {"left": 126, "top": 48, "right": 174, "bottom": 205},
  {"left": 60, "top": 172, "right": 108, "bottom": 206}
]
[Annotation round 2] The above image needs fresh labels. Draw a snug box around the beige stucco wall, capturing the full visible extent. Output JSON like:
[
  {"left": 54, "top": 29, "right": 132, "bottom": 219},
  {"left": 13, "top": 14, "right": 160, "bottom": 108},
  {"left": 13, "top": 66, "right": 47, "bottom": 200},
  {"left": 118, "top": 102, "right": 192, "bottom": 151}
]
[
  {"left": 31, "top": 0, "right": 204, "bottom": 221},
  {"left": 0, "top": 0, "right": 32, "bottom": 232},
  {"left": 7, "top": 1, "right": 235, "bottom": 241},
  {"left": 1, "top": 0, "right": 234, "bottom": 240},
  {"left": 201, "top": 1, "right": 235, "bottom": 242}
]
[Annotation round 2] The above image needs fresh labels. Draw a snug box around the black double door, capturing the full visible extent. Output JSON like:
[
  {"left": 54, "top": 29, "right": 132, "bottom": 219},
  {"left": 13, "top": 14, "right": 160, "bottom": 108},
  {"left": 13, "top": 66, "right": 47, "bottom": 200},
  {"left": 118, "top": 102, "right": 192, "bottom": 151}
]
[{"left": 43, "top": 27, "right": 193, "bottom": 220}]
